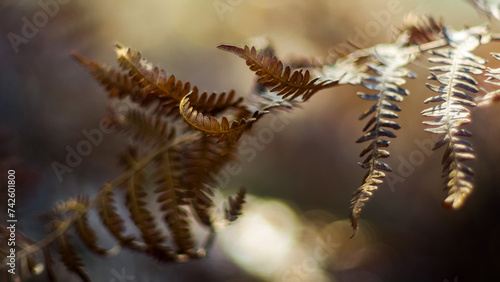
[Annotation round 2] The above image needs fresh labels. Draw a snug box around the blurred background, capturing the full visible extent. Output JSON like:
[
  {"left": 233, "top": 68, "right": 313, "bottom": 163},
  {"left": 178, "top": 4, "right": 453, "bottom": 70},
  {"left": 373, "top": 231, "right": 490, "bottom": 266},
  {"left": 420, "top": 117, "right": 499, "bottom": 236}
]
[{"left": 1, "top": 0, "right": 500, "bottom": 281}]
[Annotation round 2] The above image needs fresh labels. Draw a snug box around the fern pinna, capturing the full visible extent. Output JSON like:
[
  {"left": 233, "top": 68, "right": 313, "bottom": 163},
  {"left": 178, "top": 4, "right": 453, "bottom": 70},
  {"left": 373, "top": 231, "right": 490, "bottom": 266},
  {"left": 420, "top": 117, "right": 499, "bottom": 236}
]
[{"left": 4, "top": 5, "right": 500, "bottom": 281}]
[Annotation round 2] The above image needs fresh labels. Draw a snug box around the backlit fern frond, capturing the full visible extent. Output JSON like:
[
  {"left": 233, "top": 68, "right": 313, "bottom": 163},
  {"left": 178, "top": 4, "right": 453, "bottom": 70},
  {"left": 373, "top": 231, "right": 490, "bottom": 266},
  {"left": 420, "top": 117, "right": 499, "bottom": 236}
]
[
  {"left": 350, "top": 39, "right": 417, "bottom": 235},
  {"left": 468, "top": 0, "right": 500, "bottom": 20},
  {"left": 479, "top": 53, "right": 500, "bottom": 106},
  {"left": 422, "top": 25, "right": 490, "bottom": 209},
  {"left": 396, "top": 14, "right": 444, "bottom": 45},
  {"left": 319, "top": 48, "right": 373, "bottom": 86}
]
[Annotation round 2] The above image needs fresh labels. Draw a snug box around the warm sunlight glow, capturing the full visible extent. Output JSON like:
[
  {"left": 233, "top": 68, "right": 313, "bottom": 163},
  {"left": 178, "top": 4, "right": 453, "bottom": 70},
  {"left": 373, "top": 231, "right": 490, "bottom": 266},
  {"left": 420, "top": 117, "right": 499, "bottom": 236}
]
[{"left": 219, "top": 196, "right": 300, "bottom": 280}]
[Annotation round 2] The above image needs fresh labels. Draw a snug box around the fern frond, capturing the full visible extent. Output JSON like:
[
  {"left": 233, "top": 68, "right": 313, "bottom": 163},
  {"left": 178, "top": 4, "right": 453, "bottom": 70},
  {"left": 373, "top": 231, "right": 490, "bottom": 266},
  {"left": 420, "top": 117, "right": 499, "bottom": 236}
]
[
  {"left": 121, "top": 147, "right": 172, "bottom": 260},
  {"left": 468, "top": 0, "right": 500, "bottom": 20},
  {"left": 225, "top": 187, "right": 247, "bottom": 222},
  {"left": 73, "top": 196, "right": 114, "bottom": 256},
  {"left": 73, "top": 53, "right": 156, "bottom": 106},
  {"left": 180, "top": 93, "right": 255, "bottom": 143},
  {"left": 115, "top": 44, "right": 191, "bottom": 104},
  {"left": 479, "top": 53, "right": 500, "bottom": 106},
  {"left": 111, "top": 108, "right": 175, "bottom": 145},
  {"left": 422, "top": 26, "right": 490, "bottom": 209},
  {"left": 97, "top": 188, "right": 138, "bottom": 249},
  {"left": 181, "top": 136, "right": 236, "bottom": 227},
  {"left": 397, "top": 14, "right": 444, "bottom": 45},
  {"left": 319, "top": 48, "right": 373, "bottom": 86},
  {"left": 218, "top": 45, "right": 335, "bottom": 101},
  {"left": 154, "top": 149, "right": 197, "bottom": 257},
  {"left": 57, "top": 232, "right": 90, "bottom": 282},
  {"left": 350, "top": 41, "right": 417, "bottom": 235}
]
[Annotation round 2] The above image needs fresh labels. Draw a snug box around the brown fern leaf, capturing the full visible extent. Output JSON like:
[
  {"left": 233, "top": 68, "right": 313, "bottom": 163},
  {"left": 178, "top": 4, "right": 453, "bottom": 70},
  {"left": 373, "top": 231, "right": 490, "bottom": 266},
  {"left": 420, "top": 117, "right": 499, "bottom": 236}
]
[
  {"left": 115, "top": 44, "right": 191, "bottom": 107},
  {"left": 397, "top": 14, "right": 444, "bottom": 45},
  {"left": 154, "top": 149, "right": 197, "bottom": 257},
  {"left": 217, "top": 45, "right": 335, "bottom": 101},
  {"left": 97, "top": 188, "right": 138, "bottom": 249},
  {"left": 225, "top": 187, "right": 247, "bottom": 222},
  {"left": 73, "top": 53, "right": 157, "bottom": 106},
  {"left": 181, "top": 136, "right": 236, "bottom": 227},
  {"left": 57, "top": 232, "right": 90, "bottom": 282},
  {"left": 73, "top": 196, "right": 112, "bottom": 256},
  {"left": 111, "top": 108, "right": 175, "bottom": 145},
  {"left": 180, "top": 93, "right": 256, "bottom": 143},
  {"left": 121, "top": 146, "right": 174, "bottom": 261}
]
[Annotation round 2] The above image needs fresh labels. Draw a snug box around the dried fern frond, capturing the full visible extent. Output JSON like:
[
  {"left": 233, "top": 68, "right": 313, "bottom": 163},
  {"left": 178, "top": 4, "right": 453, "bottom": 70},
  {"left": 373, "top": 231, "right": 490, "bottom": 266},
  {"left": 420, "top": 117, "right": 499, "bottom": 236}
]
[
  {"left": 111, "top": 108, "right": 175, "bottom": 145},
  {"left": 350, "top": 40, "right": 417, "bottom": 235},
  {"left": 115, "top": 44, "right": 192, "bottom": 104},
  {"left": 218, "top": 45, "right": 335, "bottom": 101},
  {"left": 121, "top": 146, "right": 174, "bottom": 261},
  {"left": 225, "top": 187, "right": 247, "bottom": 222},
  {"left": 396, "top": 14, "right": 444, "bottom": 45},
  {"left": 479, "top": 53, "right": 500, "bottom": 106},
  {"left": 319, "top": 47, "right": 373, "bottom": 86},
  {"left": 181, "top": 136, "right": 236, "bottom": 227},
  {"left": 77, "top": 44, "right": 193, "bottom": 117},
  {"left": 468, "top": 0, "right": 500, "bottom": 20},
  {"left": 153, "top": 148, "right": 197, "bottom": 257},
  {"left": 180, "top": 93, "right": 256, "bottom": 143},
  {"left": 73, "top": 196, "right": 115, "bottom": 256},
  {"left": 422, "top": 25, "right": 490, "bottom": 209},
  {"left": 73, "top": 53, "right": 155, "bottom": 106},
  {"left": 97, "top": 188, "right": 138, "bottom": 249},
  {"left": 57, "top": 231, "right": 90, "bottom": 282}
]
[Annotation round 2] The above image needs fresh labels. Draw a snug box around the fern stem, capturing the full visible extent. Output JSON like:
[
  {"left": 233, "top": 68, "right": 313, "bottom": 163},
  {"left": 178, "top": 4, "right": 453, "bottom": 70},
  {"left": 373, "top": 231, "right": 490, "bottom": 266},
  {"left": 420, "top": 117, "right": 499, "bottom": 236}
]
[
  {"left": 407, "top": 38, "right": 448, "bottom": 54},
  {"left": 202, "top": 225, "right": 216, "bottom": 254}
]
